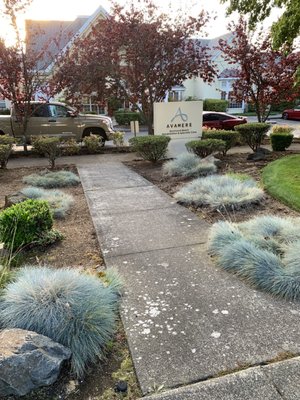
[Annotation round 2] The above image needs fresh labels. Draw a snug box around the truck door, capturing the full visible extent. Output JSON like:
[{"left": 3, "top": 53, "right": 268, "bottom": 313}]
[
  {"left": 25, "top": 104, "right": 52, "bottom": 138},
  {"left": 48, "top": 104, "right": 80, "bottom": 139}
]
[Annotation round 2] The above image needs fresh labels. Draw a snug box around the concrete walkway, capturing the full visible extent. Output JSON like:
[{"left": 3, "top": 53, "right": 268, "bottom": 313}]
[{"left": 78, "top": 160, "right": 300, "bottom": 399}]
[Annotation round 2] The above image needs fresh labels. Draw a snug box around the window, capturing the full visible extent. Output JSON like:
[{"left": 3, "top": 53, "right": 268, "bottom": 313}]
[
  {"left": 32, "top": 104, "right": 50, "bottom": 117},
  {"left": 49, "top": 104, "right": 69, "bottom": 118},
  {"left": 0, "top": 100, "right": 6, "bottom": 110}
]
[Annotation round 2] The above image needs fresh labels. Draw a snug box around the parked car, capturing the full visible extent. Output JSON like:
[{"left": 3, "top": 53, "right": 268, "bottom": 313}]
[
  {"left": 203, "top": 111, "right": 247, "bottom": 130},
  {"left": 0, "top": 101, "right": 115, "bottom": 144},
  {"left": 282, "top": 106, "right": 300, "bottom": 120}
]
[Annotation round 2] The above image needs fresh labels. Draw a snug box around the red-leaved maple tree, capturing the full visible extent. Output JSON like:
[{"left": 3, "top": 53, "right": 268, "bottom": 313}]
[
  {"left": 0, "top": 0, "right": 60, "bottom": 148},
  {"left": 52, "top": 0, "right": 216, "bottom": 134},
  {"left": 218, "top": 18, "right": 300, "bottom": 122}
]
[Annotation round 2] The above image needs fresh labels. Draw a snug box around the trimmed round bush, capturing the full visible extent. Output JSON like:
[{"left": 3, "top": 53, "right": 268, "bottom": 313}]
[
  {"left": 174, "top": 174, "right": 264, "bottom": 210},
  {"left": 21, "top": 187, "right": 74, "bottom": 219},
  {"left": 234, "top": 123, "right": 270, "bottom": 152},
  {"left": 270, "top": 132, "right": 294, "bottom": 151},
  {"left": 202, "top": 130, "right": 239, "bottom": 155},
  {"left": 163, "top": 153, "right": 217, "bottom": 177},
  {"left": 208, "top": 215, "right": 300, "bottom": 301},
  {"left": 186, "top": 139, "right": 225, "bottom": 158},
  {"left": 31, "top": 136, "right": 61, "bottom": 169},
  {"left": 129, "top": 135, "right": 170, "bottom": 162},
  {"left": 0, "top": 199, "right": 53, "bottom": 250},
  {"left": 0, "top": 266, "right": 121, "bottom": 377},
  {"left": 23, "top": 170, "right": 80, "bottom": 188},
  {"left": 0, "top": 135, "right": 14, "bottom": 168}
]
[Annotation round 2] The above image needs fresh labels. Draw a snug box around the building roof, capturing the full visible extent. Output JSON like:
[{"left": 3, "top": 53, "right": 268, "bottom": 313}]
[
  {"left": 26, "top": 5, "right": 110, "bottom": 71},
  {"left": 26, "top": 17, "right": 89, "bottom": 69},
  {"left": 218, "top": 68, "right": 240, "bottom": 79}
]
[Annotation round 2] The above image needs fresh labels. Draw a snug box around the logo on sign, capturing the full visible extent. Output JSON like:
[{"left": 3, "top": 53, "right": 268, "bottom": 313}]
[{"left": 171, "top": 107, "right": 188, "bottom": 123}]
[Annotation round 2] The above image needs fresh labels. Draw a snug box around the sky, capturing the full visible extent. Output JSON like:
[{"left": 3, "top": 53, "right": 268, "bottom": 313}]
[{"left": 0, "top": 0, "right": 281, "bottom": 44}]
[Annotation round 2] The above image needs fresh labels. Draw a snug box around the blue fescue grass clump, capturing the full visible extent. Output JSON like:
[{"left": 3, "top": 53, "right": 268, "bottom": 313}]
[
  {"left": 208, "top": 215, "right": 300, "bottom": 301},
  {"left": 174, "top": 174, "right": 264, "bottom": 210},
  {"left": 0, "top": 266, "right": 122, "bottom": 377},
  {"left": 21, "top": 187, "right": 74, "bottom": 219},
  {"left": 163, "top": 153, "right": 217, "bottom": 178},
  {"left": 23, "top": 170, "right": 80, "bottom": 188}
]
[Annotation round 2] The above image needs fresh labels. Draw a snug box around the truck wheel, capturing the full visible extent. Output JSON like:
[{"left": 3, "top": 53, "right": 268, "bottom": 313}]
[{"left": 83, "top": 128, "right": 107, "bottom": 146}]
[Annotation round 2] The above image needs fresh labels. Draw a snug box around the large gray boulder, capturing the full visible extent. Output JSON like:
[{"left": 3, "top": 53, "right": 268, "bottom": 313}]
[{"left": 0, "top": 329, "right": 71, "bottom": 397}]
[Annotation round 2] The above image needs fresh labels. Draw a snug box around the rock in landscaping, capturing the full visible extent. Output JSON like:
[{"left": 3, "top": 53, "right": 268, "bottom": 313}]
[
  {"left": 4, "top": 192, "right": 28, "bottom": 208},
  {"left": 247, "top": 147, "right": 272, "bottom": 161},
  {"left": 0, "top": 328, "right": 71, "bottom": 397}
]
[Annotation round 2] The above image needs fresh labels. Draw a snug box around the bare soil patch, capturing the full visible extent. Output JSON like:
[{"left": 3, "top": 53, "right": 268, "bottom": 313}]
[
  {"left": 125, "top": 150, "right": 300, "bottom": 224},
  {"left": 0, "top": 165, "right": 140, "bottom": 400}
]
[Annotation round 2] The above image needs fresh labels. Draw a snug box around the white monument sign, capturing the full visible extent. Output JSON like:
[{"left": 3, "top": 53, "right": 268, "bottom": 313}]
[{"left": 154, "top": 101, "right": 203, "bottom": 138}]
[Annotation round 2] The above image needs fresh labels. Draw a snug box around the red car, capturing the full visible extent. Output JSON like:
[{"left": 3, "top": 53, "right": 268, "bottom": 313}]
[
  {"left": 282, "top": 107, "right": 300, "bottom": 120},
  {"left": 203, "top": 111, "right": 247, "bottom": 130}
]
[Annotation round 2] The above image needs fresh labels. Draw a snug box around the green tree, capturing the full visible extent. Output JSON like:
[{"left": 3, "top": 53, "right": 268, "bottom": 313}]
[{"left": 221, "top": 0, "right": 300, "bottom": 48}]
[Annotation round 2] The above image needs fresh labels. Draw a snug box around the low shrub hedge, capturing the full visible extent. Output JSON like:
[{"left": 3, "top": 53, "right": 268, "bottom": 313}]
[
  {"left": 129, "top": 135, "right": 170, "bottom": 162},
  {"left": 202, "top": 129, "right": 239, "bottom": 155},
  {"left": 115, "top": 110, "right": 145, "bottom": 125},
  {"left": 186, "top": 139, "right": 225, "bottom": 158},
  {"left": 0, "top": 199, "right": 53, "bottom": 250},
  {"left": 270, "top": 132, "right": 294, "bottom": 151},
  {"left": 83, "top": 134, "right": 103, "bottom": 153},
  {"left": 234, "top": 123, "right": 270, "bottom": 151},
  {"left": 203, "top": 99, "right": 228, "bottom": 112}
]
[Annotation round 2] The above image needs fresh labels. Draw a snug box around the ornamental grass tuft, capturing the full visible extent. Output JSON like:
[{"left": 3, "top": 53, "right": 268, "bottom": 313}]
[
  {"left": 163, "top": 153, "right": 217, "bottom": 178},
  {"left": 0, "top": 266, "right": 122, "bottom": 377},
  {"left": 174, "top": 174, "right": 264, "bottom": 210},
  {"left": 208, "top": 215, "right": 300, "bottom": 301},
  {"left": 21, "top": 187, "right": 74, "bottom": 219},
  {"left": 23, "top": 170, "right": 80, "bottom": 188}
]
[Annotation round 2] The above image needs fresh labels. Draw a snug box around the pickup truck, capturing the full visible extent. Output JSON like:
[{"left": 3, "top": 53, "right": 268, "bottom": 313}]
[{"left": 0, "top": 101, "right": 115, "bottom": 144}]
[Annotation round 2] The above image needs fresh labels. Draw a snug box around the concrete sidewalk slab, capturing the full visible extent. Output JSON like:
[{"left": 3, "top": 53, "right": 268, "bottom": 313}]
[
  {"left": 142, "top": 366, "right": 282, "bottom": 400},
  {"left": 262, "top": 357, "right": 300, "bottom": 400},
  {"left": 93, "top": 206, "right": 208, "bottom": 258},
  {"left": 84, "top": 186, "right": 176, "bottom": 215},
  {"left": 106, "top": 244, "right": 300, "bottom": 394},
  {"left": 78, "top": 163, "right": 150, "bottom": 191}
]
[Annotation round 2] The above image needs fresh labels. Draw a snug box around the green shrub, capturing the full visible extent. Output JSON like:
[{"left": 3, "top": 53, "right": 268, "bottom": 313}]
[
  {"left": 31, "top": 136, "right": 61, "bottom": 169},
  {"left": 186, "top": 139, "right": 225, "bottom": 158},
  {"left": 61, "top": 138, "right": 80, "bottom": 156},
  {"left": 234, "top": 123, "right": 270, "bottom": 151},
  {"left": 0, "top": 135, "right": 14, "bottom": 169},
  {"left": 0, "top": 266, "right": 121, "bottom": 377},
  {"left": 202, "top": 129, "right": 239, "bottom": 155},
  {"left": 114, "top": 110, "right": 145, "bottom": 125},
  {"left": 83, "top": 134, "right": 103, "bottom": 153},
  {"left": 271, "top": 125, "right": 294, "bottom": 134},
  {"left": 23, "top": 170, "right": 80, "bottom": 188},
  {"left": 0, "top": 199, "right": 53, "bottom": 250},
  {"left": 0, "top": 109, "right": 10, "bottom": 115},
  {"left": 112, "top": 131, "right": 125, "bottom": 146},
  {"left": 203, "top": 99, "right": 228, "bottom": 112},
  {"left": 270, "top": 132, "right": 294, "bottom": 151},
  {"left": 129, "top": 135, "right": 170, "bottom": 162}
]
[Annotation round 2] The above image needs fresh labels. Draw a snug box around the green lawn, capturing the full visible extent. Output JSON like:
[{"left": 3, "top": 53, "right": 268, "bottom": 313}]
[{"left": 262, "top": 155, "right": 300, "bottom": 211}]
